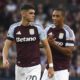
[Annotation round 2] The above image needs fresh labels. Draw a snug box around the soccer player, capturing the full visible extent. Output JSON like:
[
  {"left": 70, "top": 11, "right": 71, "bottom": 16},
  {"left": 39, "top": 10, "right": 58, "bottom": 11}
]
[
  {"left": 42, "top": 8, "right": 75, "bottom": 80},
  {"left": 2, "top": 4, "right": 54, "bottom": 80}
]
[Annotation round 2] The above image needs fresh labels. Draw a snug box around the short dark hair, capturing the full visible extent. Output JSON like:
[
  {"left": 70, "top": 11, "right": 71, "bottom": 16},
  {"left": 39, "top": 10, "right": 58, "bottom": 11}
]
[
  {"left": 53, "top": 8, "right": 65, "bottom": 16},
  {"left": 21, "top": 4, "right": 35, "bottom": 11}
]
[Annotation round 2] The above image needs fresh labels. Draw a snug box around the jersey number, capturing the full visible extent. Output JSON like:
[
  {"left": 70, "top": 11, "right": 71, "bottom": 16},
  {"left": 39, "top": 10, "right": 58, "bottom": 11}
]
[{"left": 26, "top": 75, "right": 37, "bottom": 80}]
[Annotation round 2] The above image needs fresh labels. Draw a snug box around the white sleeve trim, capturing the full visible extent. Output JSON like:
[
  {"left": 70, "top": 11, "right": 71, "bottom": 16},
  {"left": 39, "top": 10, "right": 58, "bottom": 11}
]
[{"left": 65, "top": 43, "right": 74, "bottom": 46}]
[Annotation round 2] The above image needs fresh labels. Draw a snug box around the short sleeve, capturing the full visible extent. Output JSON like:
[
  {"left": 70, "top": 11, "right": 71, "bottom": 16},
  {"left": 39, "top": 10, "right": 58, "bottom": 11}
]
[
  {"left": 34, "top": 24, "right": 47, "bottom": 41},
  {"left": 7, "top": 22, "right": 21, "bottom": 40},
  {"left": 65, "top": 29, "right": 75, "bottom": 46},
  {"left": 45, "top": 27, "right": 50, "bottom": 36},
  {"left": 38, "top": 27, "right": 47, "bottom": 41},
  {"left": 7, "top": 25, "right": 15, "bottom": 40}
]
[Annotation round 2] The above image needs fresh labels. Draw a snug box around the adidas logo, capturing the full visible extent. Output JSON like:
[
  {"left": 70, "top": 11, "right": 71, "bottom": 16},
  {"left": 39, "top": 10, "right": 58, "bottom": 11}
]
[
  {"left": 16, "top": 31, "right": 21, "bottom": 35},
  {"left": 48, "top": 32, "right": 53, "bottom": 36}
]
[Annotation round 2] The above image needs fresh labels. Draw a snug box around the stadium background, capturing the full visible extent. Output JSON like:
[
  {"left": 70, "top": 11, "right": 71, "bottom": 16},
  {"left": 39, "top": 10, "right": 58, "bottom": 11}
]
[{"left": 0, "top": 0, "right": 80, "bottom": 80}]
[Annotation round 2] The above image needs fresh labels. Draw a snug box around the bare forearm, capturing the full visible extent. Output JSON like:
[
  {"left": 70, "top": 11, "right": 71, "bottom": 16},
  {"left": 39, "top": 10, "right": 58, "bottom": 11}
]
[
  {"left": 44, "top": 44, "right": 53, "bottom": 64},
  {"left": 3, "top": 40, "right": 13, "bottom": 60},
  {"left": 52, "top": 44, "right": 72, "bottom": 56},
  {"left": 42, "top": 39, "right": 53, "bottom": 64},
  {"left": 3, "top": 44, "right": 9, "bottom": 60}
]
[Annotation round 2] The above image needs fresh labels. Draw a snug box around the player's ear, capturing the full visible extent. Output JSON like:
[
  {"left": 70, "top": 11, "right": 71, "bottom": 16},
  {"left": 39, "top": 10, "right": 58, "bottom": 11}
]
[
  {"left": 62, "top": 16, "right": 64, "bottom": 22},
  {"left": 20, "top": 10, "right": 25, "bottom": 17}
]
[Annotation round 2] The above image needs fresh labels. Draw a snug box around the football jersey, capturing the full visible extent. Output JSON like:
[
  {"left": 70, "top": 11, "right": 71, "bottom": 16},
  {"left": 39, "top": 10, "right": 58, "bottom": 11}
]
[
  {"left": 45, "top": 24, "right": 75, "bottom": 71},
  {"left": 7, "top": 22, "right": 47, "bottom": 67}
]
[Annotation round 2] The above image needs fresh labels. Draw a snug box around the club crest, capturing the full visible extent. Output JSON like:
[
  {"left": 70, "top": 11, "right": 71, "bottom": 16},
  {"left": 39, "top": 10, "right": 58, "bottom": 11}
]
[
  {"left": 59, "top": 33, "right": 64, "bottom": 39},
  {"left": 29, "top": 29, "right": 34, "bottom": 35}
]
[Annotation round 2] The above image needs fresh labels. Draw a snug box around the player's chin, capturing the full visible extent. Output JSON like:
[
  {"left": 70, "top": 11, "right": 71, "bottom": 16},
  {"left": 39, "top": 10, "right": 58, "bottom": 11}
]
[
  {"left": 53, "top": 22, "right": 58, "bottom": 26},
  {"left": 30, "top": 19, "right": 34, "bottom": 22}
]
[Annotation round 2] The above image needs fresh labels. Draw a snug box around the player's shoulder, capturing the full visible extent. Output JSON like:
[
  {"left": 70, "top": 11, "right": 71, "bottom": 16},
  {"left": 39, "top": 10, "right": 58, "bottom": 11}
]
[
  {"left": 63, "top": 24, "right": 75, "bottom": 40},
  {"left": 63, "top": 24, "right": 74, "bottom": 32},
  {"left": 32, "top": 23, "right": 43, "bottom": 29},
  {"left": 9, "top": 22, "right": 21, "bottom": 30},
  {"left": 63, "top": 24, "right": 75, "bottom": 35},
  {"left": 31, "top": 23, "right": 44, "bottom": 31},
  {"left": 45, "top": 24, "right": 55, "bottom": 32}
]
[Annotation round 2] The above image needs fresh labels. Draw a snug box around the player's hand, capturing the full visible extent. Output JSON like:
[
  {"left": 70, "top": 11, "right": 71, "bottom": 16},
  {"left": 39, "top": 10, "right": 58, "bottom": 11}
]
[
  {"left": 48, "top": 67, "right": 54, "bottom": 78},
  {"left": 48, "top": 35, "right": 53, "bottom": 45},
  {"left": 3, "top": 58, "right": 10, "bottom": 68},
  {"left": 48, "top": 35, "right": 56, "bottom": 46}
]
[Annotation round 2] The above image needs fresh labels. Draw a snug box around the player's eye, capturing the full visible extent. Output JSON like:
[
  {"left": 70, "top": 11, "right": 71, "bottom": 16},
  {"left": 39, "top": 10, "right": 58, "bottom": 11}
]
[
  {"left": 52, "top": 15, "right": 60, "bottom": 17},
  {"left": 29, "top": 12, "right": 35, "bottom": 14},
  {"left": 52, "top": 15, "right": 55, "bottom": 17},
  {"left": 56, "top": 15, "right": 60, "bottom": 17}
]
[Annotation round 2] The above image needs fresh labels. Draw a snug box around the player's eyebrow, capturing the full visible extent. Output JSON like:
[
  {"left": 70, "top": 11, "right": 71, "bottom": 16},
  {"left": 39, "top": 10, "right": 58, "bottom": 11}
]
[
  {"left": 29, "top": 12, "right": 35, "bottom": 14},
  {"left": 52, "top": 14, "right": 60, "bottom": 17}
]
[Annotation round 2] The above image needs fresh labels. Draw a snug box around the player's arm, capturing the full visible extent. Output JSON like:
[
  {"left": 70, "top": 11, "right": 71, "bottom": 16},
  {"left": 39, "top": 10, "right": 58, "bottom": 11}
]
[
  {"left": 38, "top": 25, "right": 54, "bottom": 78},
  {"left": 39, "top": 37, "right": 54, "bottom": 67},
  {"left": 3, "top": 39, "right": 14, "bottom": 68},
  {"left": 41, "top": 38, "right": 54, "bottom": 78},
  {"left": 38, "top": 26, "right": 53, "bottom": 65},
  {"left": 48, "top": 30, "right": 75, "bottom": 56},
  {"left": 50, "top": 40, "right": 74, "bottom": 56},
  {"left": 41, "top": 39, "right": 53, "bottom": 66},
  {"left": 2, "top": 24, "right": 15, "bottom": 68},
  {"left": 55, "top": 46, "right": 74, "bottom": 56}
]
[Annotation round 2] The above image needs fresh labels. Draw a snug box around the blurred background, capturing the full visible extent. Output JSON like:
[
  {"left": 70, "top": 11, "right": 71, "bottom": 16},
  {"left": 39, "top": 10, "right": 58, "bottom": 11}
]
[{"left": 0, "top": 0, "right": 80, "bottom": 80}]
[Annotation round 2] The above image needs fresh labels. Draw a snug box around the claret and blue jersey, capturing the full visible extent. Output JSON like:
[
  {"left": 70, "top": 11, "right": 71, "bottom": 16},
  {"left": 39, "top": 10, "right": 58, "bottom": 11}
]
[
  {"left": 45, "top": 24, "right": 75, "bottom": 71},
  {"left": 7, "top": 22, "right": 47, "bottom": 67}
]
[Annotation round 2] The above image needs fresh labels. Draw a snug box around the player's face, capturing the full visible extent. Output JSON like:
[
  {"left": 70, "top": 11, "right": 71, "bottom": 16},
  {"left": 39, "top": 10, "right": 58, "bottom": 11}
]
[
  {"left": 52, "top": 10, "right": 64, "bottom": 26},
  {"left": 21, "top": 9, "right": 35, "bottom": 22}
]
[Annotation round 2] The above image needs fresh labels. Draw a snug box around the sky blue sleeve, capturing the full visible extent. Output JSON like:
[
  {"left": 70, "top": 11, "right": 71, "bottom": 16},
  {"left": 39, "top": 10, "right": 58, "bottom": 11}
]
[
  {"left": 37, "top": 26, "right": 47, "bottom": 41},
  {"left": 44, "top": 27, "right": 50, "bottom": 36},
  {"left": 7, "top": 24, "right": 15, "bottom": 39}
]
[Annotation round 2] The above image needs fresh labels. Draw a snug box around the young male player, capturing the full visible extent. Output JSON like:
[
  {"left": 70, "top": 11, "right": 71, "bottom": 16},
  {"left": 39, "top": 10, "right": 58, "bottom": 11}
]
[
  {"left": 42, "top": 8, "right": 75, "bottom": 80},
  {"left": 2, "top": 4, "right": 54, "bottom": 80}
]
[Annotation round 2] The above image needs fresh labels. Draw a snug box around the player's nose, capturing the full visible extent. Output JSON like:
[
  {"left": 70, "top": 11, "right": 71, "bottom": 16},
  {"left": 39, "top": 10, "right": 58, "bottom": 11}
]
[{"left": 32, "top": 14, "right": 35, "bottom": 18}]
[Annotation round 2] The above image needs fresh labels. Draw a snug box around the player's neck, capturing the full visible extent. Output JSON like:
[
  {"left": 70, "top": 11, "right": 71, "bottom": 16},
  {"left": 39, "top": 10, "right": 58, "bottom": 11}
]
[
  {"left": 21, "top": 19, "right": 30, "bottom": 26},
  {"left": 56, "top": 23, "right": 64, "bottom": 29}
]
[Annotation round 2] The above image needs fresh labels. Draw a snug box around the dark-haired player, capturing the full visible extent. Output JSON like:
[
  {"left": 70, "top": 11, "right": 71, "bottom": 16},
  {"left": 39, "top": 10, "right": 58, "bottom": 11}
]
[
  {"left": 42, "top": 8, "right": 75, "bottom": 80},
  {"left": 2, "top": 4, "right": 54, "bottom": 80}
]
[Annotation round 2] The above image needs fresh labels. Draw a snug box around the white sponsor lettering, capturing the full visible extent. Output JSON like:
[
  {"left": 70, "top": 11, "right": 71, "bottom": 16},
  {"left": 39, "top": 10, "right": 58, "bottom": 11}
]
[
  {"left": 55, "top": 41, "right": 63, "bottom": 46},
  {"left": 16, "top": 37, "right": 36, "bottom": 42}
]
